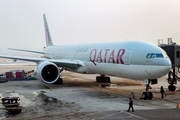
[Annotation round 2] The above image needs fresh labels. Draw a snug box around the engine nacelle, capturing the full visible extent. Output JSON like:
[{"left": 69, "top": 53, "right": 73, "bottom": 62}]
[{"left": 34, "top": 61, "right": 60, "bottom": 84}]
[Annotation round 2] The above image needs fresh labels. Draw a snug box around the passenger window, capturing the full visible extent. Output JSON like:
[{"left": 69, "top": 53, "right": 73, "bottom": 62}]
[
  {"left": 146, "top": 53, "right": 151, "bottom": 58},
  {"left": 156, "top": 54, "right": 163, "bottom": 58},
  {"left": 150, "top": 53, "right": 155, "bottom": 58}
]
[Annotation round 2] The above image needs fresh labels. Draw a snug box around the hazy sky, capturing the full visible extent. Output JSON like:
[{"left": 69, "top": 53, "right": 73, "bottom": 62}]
[{"left": 0, "top": 0, "right": 180, "bottom": 54}]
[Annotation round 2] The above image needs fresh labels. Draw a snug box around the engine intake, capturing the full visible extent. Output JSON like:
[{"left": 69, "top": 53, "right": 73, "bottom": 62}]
[{"left": 34, "top": 61, "right": 60, "bottom": 84}]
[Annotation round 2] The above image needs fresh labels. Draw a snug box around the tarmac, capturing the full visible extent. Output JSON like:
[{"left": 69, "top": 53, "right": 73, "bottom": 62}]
[{"left": 0, "top": 65, "right": 180, "bottom": 120}]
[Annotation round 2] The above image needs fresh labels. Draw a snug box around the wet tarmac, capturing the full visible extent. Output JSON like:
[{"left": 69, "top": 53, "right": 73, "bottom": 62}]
[{"left": 0, "top": 66, "right": 180, "bottom": 119}]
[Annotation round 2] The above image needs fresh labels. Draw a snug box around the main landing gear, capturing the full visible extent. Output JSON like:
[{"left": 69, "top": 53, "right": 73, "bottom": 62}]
[
  {"left": 53, "top": 78, "right": 63, "bottom": 85},
  {"left": 53, "top": 67, "right": 65, "bottom": 85},
  {"left": 96, "top": 75, "right": 111, "bottom": 83}
]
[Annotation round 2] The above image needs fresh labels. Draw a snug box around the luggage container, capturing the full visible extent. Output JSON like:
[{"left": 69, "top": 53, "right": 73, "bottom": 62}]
[
  {"left": 6, "top": 72, "right": 13, "bottom": 79},
  {"left": 15, "top": 72, "right": 22, "bottom": 78}
]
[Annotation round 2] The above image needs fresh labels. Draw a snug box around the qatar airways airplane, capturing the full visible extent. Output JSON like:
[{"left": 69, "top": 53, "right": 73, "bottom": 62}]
[{"left": 0, "top": 14, "right": 171, "bottom": 99}]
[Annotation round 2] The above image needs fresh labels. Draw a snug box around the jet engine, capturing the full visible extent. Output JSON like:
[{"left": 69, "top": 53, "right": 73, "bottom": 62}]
[{"left": 34, "top": 61, "right": 60, "bottom": 84}]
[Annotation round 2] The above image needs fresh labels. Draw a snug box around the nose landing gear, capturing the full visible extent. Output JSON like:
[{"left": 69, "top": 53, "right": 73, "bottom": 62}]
[
  {"left": 142, "top": 80, "right": 153, "bottom": 100},
  {"left": 142, "top": 79, "right": 157, "bottom": 100}
]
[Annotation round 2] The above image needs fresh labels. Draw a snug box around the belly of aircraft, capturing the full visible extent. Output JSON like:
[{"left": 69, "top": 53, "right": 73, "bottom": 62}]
[{"left": 82, "top": 62, "right": 161, "bottom": 80}]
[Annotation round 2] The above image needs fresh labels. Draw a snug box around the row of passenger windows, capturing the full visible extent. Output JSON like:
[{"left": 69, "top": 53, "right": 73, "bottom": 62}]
[{"left": 146, "top": 53, "right": 164, "bottom": 58}]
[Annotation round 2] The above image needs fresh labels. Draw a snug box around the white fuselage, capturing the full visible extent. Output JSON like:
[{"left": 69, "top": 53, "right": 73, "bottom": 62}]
[{"left": 43, "top": 40, "right": 171, "bottom": 81}]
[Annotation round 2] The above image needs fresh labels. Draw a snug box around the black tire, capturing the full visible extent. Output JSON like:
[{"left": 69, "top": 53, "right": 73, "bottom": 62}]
[
  {"left": 96, "top": 76, "right": 100, "bottom": 82},
  {"left": 148, "top": 92, "right": 153, "bottom": 99},
  {"left": 58, "top": 78, "right": 63, "bottom": 84},
  {"left": 107, "top": 77, "right": 111, "bottom": 83},
  {"left": 99, "top": 77, "right": 102, "bottom": 82},
  {"left": 142, "top": 92, "right": 148, "bottom": 99},
  {"left": 168, "top": 85, "right": 176, "bottom": 91},
  {"left": 18, "top": 109, "right": 21, "bottom": 113},
  {"left": 103, "top": 77, "right": 105, "bottom": 82},
  {"left": 53, "top": 78, "right": 63, "bottom": 85},
  {"left": 142, "top": 92, "right": 153, "bottom": 100},
  {"left": 102, "top": 77, "right": 105, "bottom": 83},
  {"left": 104, "top": 77, "right": 110, "bottom": 83}
]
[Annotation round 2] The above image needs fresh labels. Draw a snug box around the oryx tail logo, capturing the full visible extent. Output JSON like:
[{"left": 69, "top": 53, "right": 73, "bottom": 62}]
[{"left": 43, "top": 14, "right": 53, "bottom": 47}]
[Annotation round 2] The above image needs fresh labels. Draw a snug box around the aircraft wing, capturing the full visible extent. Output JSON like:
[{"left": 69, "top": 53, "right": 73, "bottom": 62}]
[
  {"left": 0, "top": 55, "right": 81, "bottom": 69},
  {"left": 8, "top": 48, "right": 44, "bottom": 54}
]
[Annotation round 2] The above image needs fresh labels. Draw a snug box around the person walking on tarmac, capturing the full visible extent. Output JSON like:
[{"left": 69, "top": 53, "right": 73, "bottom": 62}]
[
  {"left": 160, "top": 86, "right": 166, "bottom": 98},
  {"left": 127, "top": 97, "right": 134, "bottom": 112}
]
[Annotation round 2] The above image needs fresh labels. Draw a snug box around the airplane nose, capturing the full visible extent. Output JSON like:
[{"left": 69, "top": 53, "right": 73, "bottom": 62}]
[{"left": 158, "top": 58, "right": 171, "bottom": 73}]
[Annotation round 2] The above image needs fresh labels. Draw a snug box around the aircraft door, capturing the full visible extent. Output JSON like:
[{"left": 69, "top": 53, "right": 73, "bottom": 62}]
[{"left": 124, "top": 50, "right": 132, "bottom": 65}]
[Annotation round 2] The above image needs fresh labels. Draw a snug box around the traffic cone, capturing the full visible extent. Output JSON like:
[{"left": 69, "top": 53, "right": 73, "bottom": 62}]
[
  {"left": 176, "top": 103, "right": 179, "bottom": 108},
  {"left": 50, "top": 87, "right": 52, "bottom": 91}
]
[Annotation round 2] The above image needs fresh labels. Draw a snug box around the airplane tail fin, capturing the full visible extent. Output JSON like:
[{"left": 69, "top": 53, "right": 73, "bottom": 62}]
[{"left": 43, "top": 14, "right": 53, "bottom": 47}]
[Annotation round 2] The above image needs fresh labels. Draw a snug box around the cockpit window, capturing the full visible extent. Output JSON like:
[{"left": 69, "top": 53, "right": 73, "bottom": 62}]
[
  {"left": 156, "top": 54, "right": 164, "bottom": 58},
  {"left": 146, "top": 53, "right": 164, "bottom": 58},
  {"left": 146, "top": 53, "right": 151, "bottom": 58},
  {"left": 163, "top": 53, "right": 169, "bottom": 58},
  {"left": 150, "top": 53, "right": 155, "bottom": 58}
]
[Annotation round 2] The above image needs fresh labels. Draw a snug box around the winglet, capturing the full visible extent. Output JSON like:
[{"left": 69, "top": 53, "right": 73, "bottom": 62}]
[{"left": 43, "top": 14, "right": 53, "bottom": 47}]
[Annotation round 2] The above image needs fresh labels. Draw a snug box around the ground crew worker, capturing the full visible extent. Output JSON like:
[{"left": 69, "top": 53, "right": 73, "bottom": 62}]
[
  {"left": 127, "top": 98, "right": 134, "bottom": 112},
  {"left": 160, "top": 86, "right": 166, "bottom": 98}
]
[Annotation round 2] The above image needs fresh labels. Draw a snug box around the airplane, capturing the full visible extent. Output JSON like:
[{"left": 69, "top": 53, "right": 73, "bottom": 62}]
[{"left": 0, "top": 14, "right": 171, "bottom": 99}]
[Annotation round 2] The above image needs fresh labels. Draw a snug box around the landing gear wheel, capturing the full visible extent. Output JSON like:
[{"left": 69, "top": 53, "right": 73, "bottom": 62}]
[
  {"left": 53, "top": 78, "right": 63, "bottom": 85},
  {"left": 104, "top": 77, "right": 110, "bottom": 83},
  {"left": 96, "top": 76, "right": 98, "bottom": 82},
  {"left": 168, "top": 85, "right": 176, "bottom": 91},
  {"left": 96, "top": 76, "right": 111, "bottom": 83},
  {"left": 142, "top": 92, "right": 147, "bottom": 99},
  {"left": 148, "top": 92, "right": 153, "bottom": 99},
  {"left": 142, "top": 92, "right": 153, "bottom": 100},
  {"left": 106, "top": 77, "right": 111, "bottom": 83},
  {"left": 96, "top": 76, "right": 101, "bottom": 82}
]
